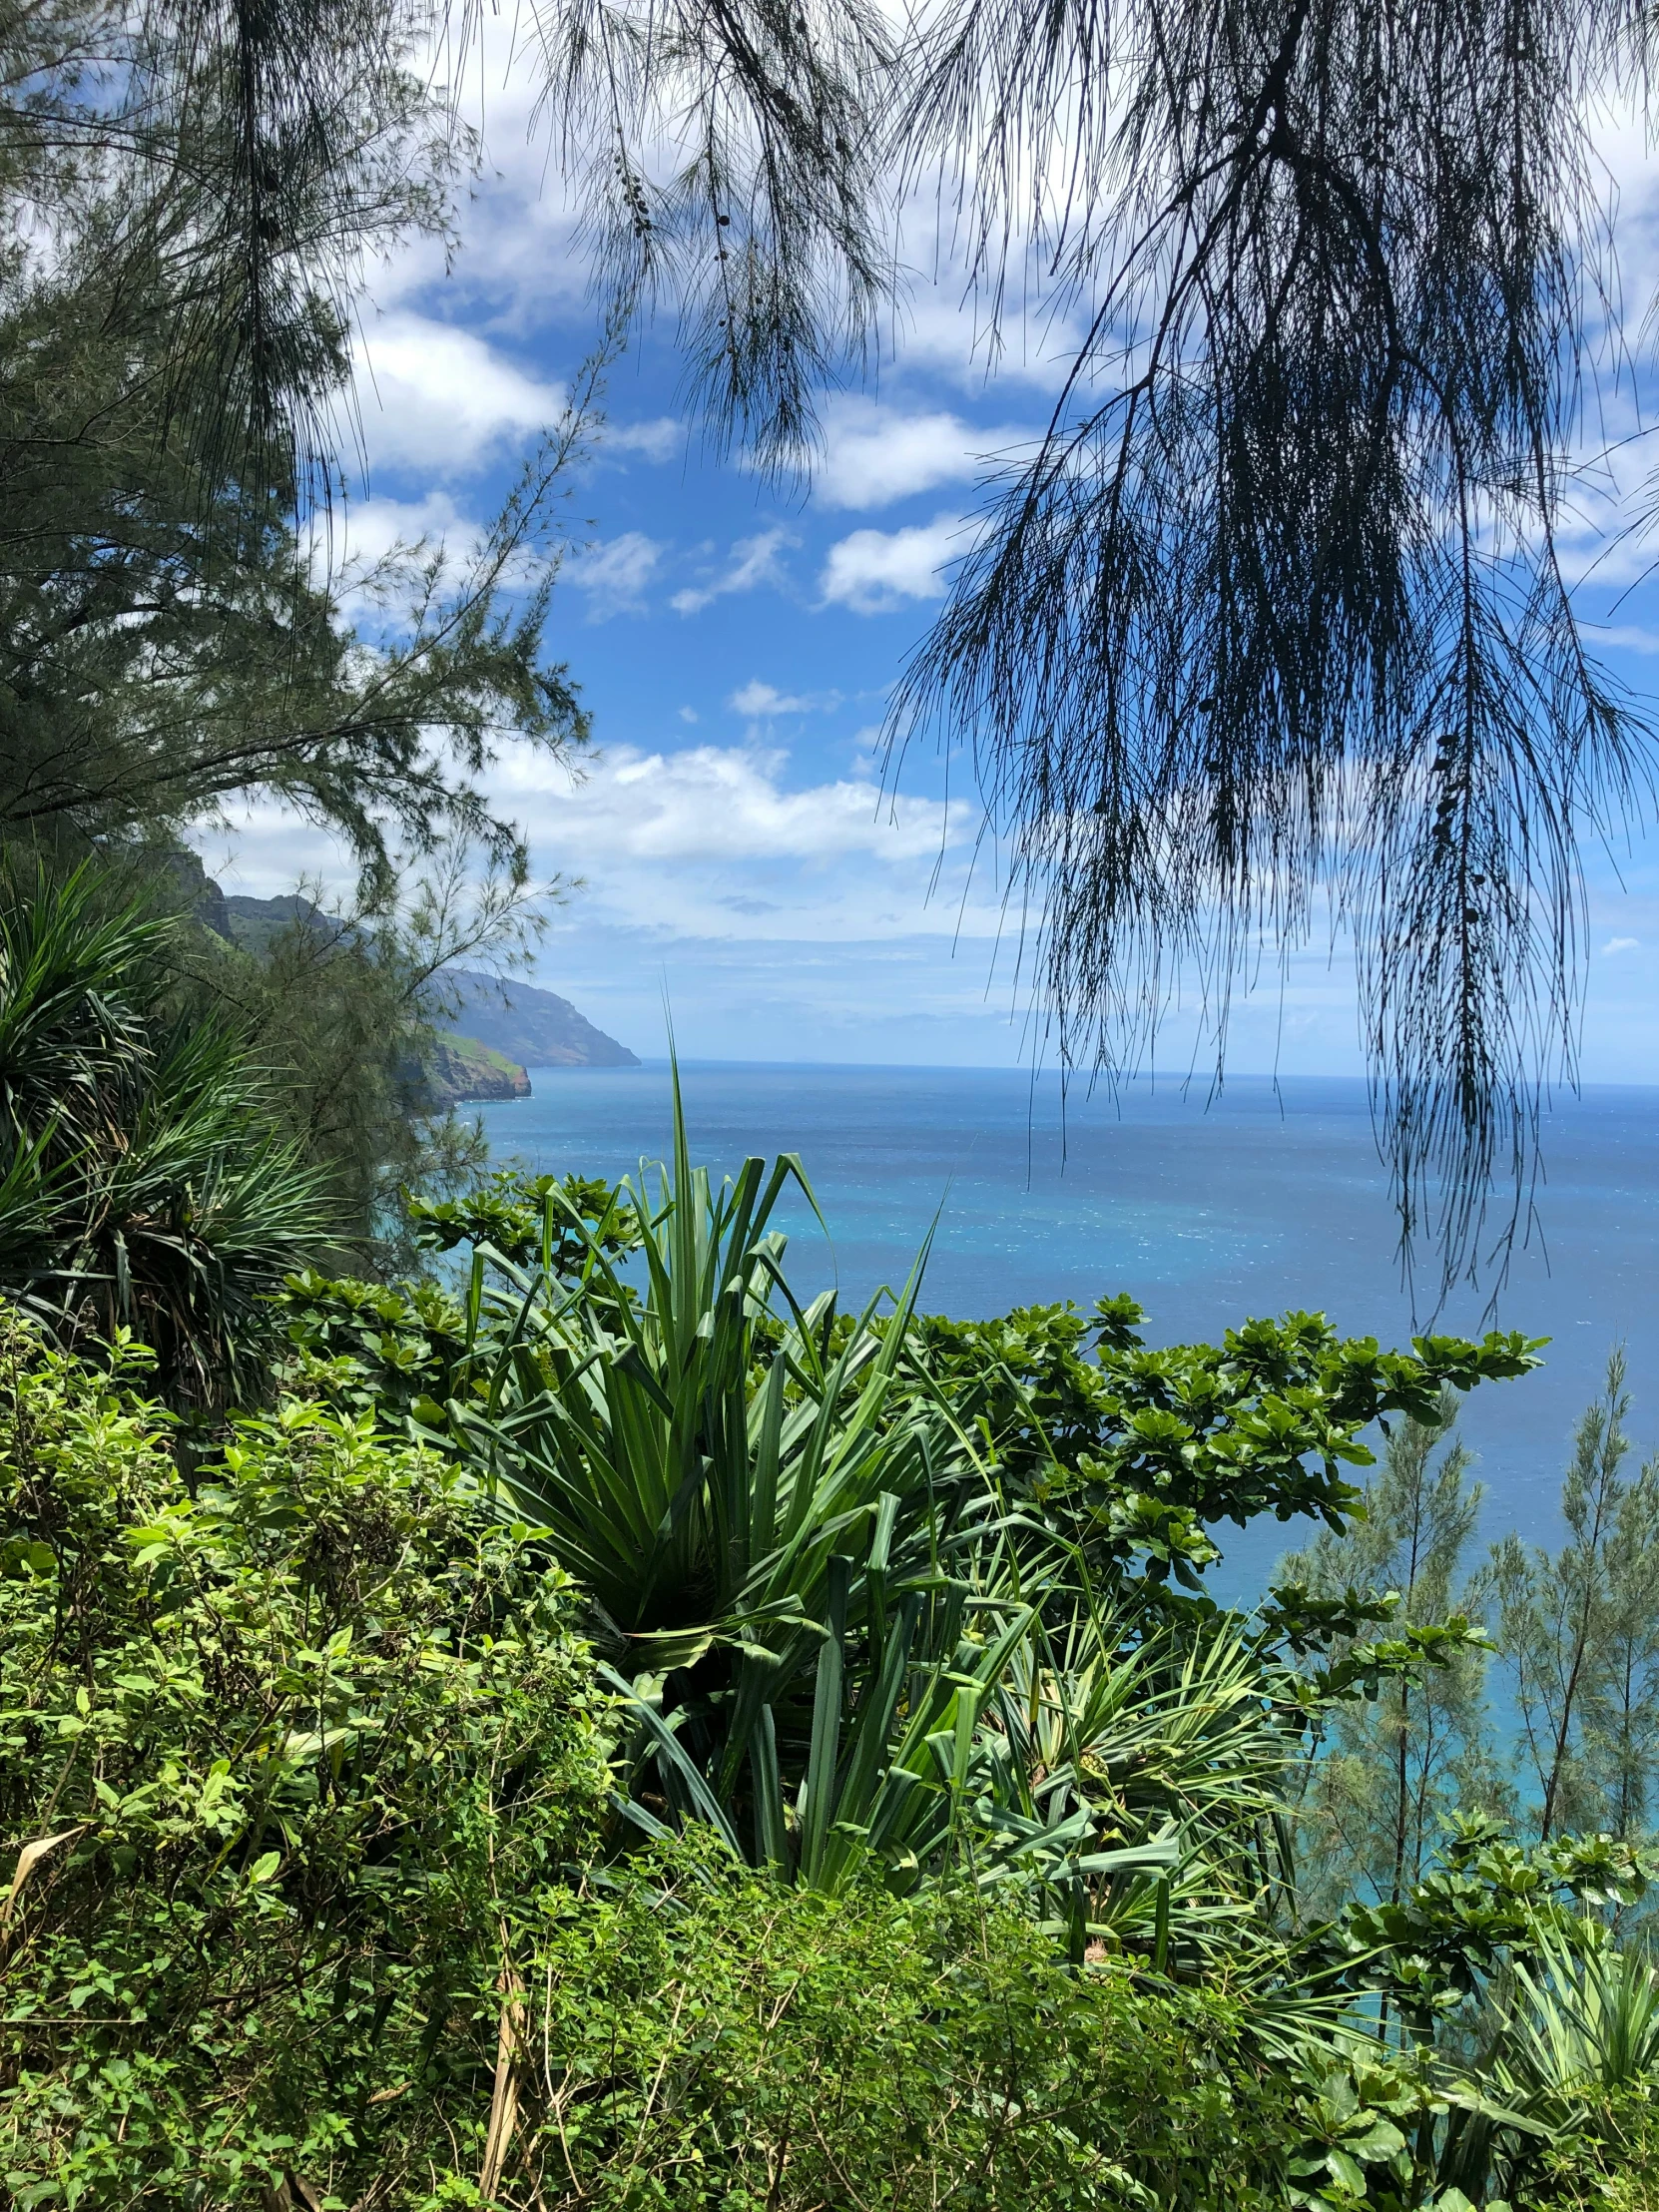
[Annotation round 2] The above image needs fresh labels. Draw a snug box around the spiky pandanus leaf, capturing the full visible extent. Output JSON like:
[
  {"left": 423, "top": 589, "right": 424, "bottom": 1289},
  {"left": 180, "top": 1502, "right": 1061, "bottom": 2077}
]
[
  {"left": 0, "top": 864, "right": 336, "bottom": 1402},
  {"left": 430, "top": 1073, "right": 984, "bottom": 1836}
]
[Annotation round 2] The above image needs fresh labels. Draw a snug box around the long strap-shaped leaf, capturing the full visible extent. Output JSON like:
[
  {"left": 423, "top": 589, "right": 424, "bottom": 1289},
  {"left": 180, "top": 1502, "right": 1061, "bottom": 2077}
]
[
  {"left": 599, "top": 1664, "right": 743, "bottom": 1861},
  {"left": 797, "top": 1554, "right": 850, "bottom": 1887}
]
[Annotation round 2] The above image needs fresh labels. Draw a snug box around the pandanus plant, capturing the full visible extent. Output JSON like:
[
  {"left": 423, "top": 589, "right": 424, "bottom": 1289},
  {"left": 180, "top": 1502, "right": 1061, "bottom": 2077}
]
[
  {"left": 0, "top": 864, "right": 334, "bottom": 1405},
  {"left": 972, "top": 1583, "right": 1299, "bottom": 1956},
  {"left": 425, "top": 1090, "right": 1222, "bottom": 1914},
  {"left": 1501, "top": 1936, "right": 1659, "bottom": 2094},
  {"left": 432, "top": 1079, "right": 1006, "bottom": 1860}
]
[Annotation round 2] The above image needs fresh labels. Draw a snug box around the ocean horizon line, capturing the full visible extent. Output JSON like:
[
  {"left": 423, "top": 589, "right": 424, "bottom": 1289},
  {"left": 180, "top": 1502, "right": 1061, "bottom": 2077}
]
[{"left": 514, "top": 1056, "right": 1659, "bottom": 1096}]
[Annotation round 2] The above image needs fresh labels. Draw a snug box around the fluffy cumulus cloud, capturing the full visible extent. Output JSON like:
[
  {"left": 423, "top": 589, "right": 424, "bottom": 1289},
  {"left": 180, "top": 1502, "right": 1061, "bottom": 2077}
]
[
  {"left": 351, "top": 312, "right": 563, "bottom": 478},
  {"left": 489, "top": 740, "right": 992, "bottom": 941},
  {"left": 816, "top": 398, "right": 1030, "bottom": 510},
  {"left": 508, "top": 743, "right": 945, "bottom": 862},
  {"left": 350, "top": 310, "right": 677, "bottom": 490},
  {"left": 316, "top": 490, "right": 534, "bottom": 620},
  {"left": 193, "top": 739, "right": 982, "bottom": 934},
  {"left": 566, "top": 531, "right": 664, "bottom": 617},
  {"left": 325, "top": 490, "right": 471, "bottom": 570},
  {"left": 820, "top": 516, "right": 963, "bottom": 612}
]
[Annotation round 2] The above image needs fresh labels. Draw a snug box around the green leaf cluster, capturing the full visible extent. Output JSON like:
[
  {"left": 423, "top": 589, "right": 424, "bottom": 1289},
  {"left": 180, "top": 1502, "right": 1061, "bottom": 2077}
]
[
  {"left": 0, "top": 1311, "right": 607, "bottom": 2207},
  {"left": 901, "top": 1300, "right": 1540, "bottom": 1594}
]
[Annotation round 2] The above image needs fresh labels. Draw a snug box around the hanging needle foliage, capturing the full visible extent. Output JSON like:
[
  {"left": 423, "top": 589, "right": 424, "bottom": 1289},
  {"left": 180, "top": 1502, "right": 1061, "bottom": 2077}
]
[{"left": 483, "top": 0, "right": 1659, "bottom": 1297}]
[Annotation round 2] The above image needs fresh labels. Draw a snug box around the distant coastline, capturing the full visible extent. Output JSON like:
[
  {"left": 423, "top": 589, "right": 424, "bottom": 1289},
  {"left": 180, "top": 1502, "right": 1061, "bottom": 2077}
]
[{"left": 203, "top": 886, "right": 639, "bottom": 1107}]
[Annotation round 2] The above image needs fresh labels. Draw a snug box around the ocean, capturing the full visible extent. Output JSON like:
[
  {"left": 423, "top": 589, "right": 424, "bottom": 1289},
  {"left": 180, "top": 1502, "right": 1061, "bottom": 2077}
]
[{"left": 476, "top": 1063, "right": 1659, "bottom": 1599}]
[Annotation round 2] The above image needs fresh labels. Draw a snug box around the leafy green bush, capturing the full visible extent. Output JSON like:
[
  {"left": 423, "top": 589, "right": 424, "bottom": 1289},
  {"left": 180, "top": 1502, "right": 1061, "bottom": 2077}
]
[
  {"left": 526, "top": 1847, "right": 1299, "bottom": 2211},
  {"left": 0, "top": 1306, "right": 1308, "bottom": 2212},
  {"left": 0, "top": 1311, "right": 606, "bottom": 2207},
  {"left": 1516, "top": 2087, "right": 1659, "bottom": 2211}
]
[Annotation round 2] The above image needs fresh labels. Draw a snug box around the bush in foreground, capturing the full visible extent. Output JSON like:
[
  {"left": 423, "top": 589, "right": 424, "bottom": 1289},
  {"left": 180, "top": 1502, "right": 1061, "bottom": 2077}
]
[
  {"left": 8, "top": 1291, "right": 1659, "bottom": 2211},
  {"left": 0, "top": 1312, "right": 1298, "bottom": 2211},
  {"left": 532, "top": 1849, "right": 1311, "bottom": 2212},
  {"left": 0, "top": 1315, "right": 605, "bottom": 2206}
]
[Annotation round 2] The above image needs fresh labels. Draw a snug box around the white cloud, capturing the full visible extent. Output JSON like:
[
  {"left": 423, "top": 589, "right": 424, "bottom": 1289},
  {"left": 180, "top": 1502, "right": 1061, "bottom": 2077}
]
[
  {"left": 816, "top": 397, "right": 1030, "bottom": 510},
  {"left": 820, "top": 516, "right": 963, "bottom": 613},
  {"left": 605, "top": 416, "right": 682, "bottom": 463},
  {"left": 351, "top": 311, "right": 561, "bottom": 477},
  {"left": 490, "top": 740, "right": 991, "bottom": 941},
  {"left": 678, "top": 706, "right": 700, "bottom": 724},
  {"left": 191, "top": 806, "right": 360, "bottom": 905},
  {"left": 326, "top": 490, "right": 470, "bottom": 571},
  {"left": 315, "top": 491, "right": 527, "bottom": 620},
  {"left": 201, "top": 742, "right": 993, "bottom": 951},
  {"left": 729, "top": 680, "right": 843, "bottom": 717},
  {"left": 1584, "top": 623, "right": 1659, "bottom": 656},
  {"left": 672, "top": 527, "right": 797, "bottom": 614},
  {"left": 1602, "top": 935, "right": 1641, "bottom": 954},
  {"left": 545, "top": 745, "right": 943, "bottom": 862},
  {"left": 566, "top": 531, "right": 664, "bottom": 617}
]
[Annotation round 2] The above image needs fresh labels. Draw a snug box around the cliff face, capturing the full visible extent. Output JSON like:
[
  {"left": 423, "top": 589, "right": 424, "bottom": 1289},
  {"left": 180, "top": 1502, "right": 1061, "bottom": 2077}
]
[
  {"left": 426, "top": 1034, "right": 532, "bottom": 1105},
  {"left": 205, "top": 892, "right": 639, "bottom": 1096},
  {"left": 441, "top": 969, "right": 639, "bottom": 1068},
  {"left": 217, "top": 891, "right": 326, "bottom": 953}
]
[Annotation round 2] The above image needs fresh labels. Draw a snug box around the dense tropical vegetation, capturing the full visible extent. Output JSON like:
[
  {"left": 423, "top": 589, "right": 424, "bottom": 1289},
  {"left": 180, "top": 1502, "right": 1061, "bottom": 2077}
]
[
  {"left": 3, "top": 870, "right": 1659, "bottom": 2210},
  {"left": 8, "top": 0, "right": 1659, "bottom": 2203}
]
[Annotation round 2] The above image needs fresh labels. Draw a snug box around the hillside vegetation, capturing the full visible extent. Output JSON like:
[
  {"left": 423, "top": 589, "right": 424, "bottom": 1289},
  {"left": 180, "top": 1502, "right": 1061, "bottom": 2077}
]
[
  {"left": 5, "top": 0, "right": 1659, "bottom": 2191},
  {"left": 5, "top": 879, "right": 1659, "bottom": 2211}
]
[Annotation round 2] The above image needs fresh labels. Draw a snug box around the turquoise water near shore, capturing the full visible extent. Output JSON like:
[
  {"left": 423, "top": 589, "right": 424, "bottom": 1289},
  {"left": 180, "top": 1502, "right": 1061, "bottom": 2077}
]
[{"left": 476, "top": 1062, "right": 1659, "bottom": 1598}]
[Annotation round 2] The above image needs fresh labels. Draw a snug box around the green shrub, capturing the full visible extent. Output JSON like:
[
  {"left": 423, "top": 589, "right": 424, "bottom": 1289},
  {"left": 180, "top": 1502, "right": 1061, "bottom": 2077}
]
[
  {"left": 7, "top": 1293, "right": 1654, "bottom": 2212},
  {"left": 0, "top": 1310, "right": 607, "bottom": 2207},
  {"left": 0, "top": 1306, "right": 1301, "bottom": 2212},
  {"left": 526, "top": 1849, "right": 1298, "bottom": 2211},
  {"left": 0, "top": 867, "right": 337, "bottom": 1409},
  {"left": 1514, "top": 2086, "right": 1659, "bottom": 2211}
]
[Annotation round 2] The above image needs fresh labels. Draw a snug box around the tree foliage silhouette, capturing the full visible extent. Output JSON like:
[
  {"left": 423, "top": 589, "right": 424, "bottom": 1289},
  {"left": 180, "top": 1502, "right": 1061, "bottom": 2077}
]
[
  {"left": 9, "top": 0, "right": 1658, "bottom": 1289},
  {"left": 510, "top": 0, "right": 1659, "bottom": 1294}
]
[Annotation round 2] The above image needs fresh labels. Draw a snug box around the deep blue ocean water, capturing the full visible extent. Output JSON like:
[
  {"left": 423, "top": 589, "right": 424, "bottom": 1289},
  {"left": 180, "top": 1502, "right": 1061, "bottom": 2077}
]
[{"left": 477, "top": 1063, "right": 1659, "bottom": 1600}]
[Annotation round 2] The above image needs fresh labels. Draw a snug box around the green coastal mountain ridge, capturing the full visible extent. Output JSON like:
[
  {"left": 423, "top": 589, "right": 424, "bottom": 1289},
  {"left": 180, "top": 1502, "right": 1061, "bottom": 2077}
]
[
  {"left": 432, "top": 964, "right": 641, "bottom": 1096},
  {"left": 204, "top": 887, "right": 638, "bottom": 1103}
]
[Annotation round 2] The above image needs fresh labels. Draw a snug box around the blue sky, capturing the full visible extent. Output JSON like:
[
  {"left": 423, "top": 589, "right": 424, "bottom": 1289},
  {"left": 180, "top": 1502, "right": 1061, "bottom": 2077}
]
[{"left": 200, "top": 54, "right": 1659, "bottom": 1080}]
